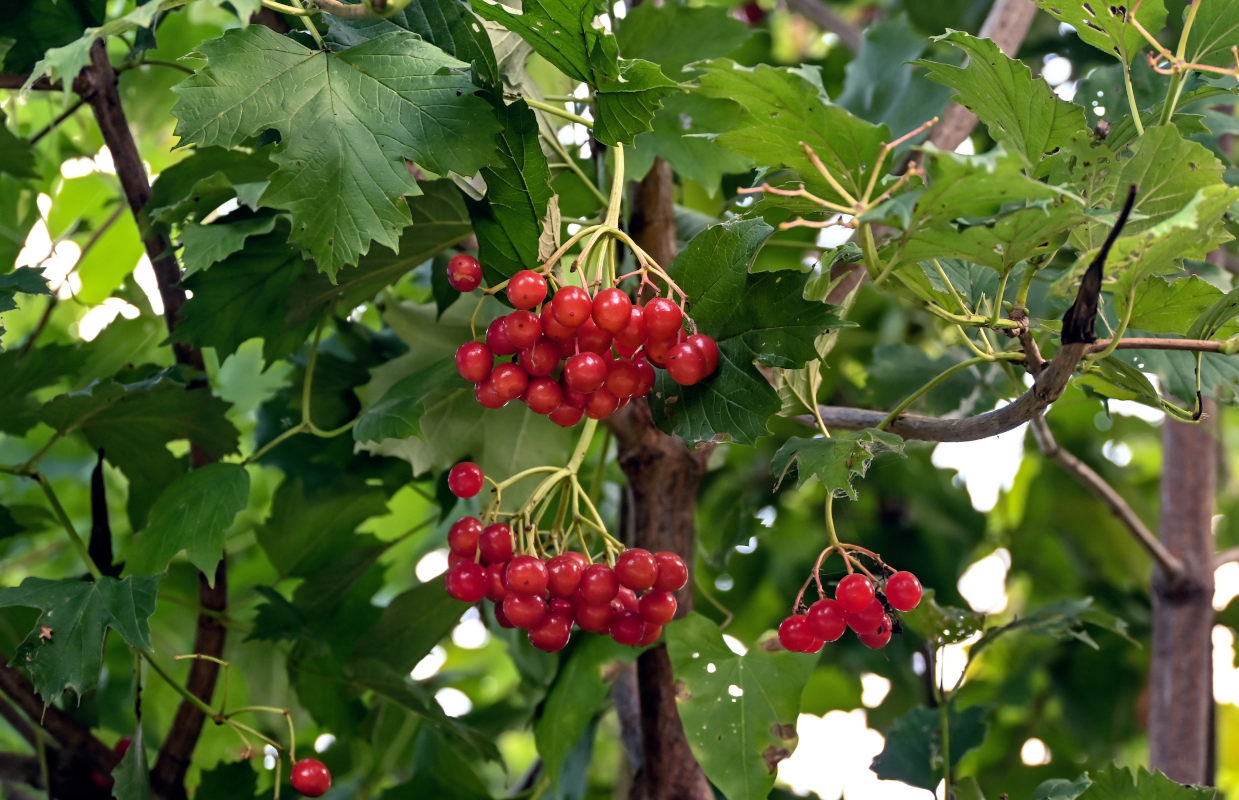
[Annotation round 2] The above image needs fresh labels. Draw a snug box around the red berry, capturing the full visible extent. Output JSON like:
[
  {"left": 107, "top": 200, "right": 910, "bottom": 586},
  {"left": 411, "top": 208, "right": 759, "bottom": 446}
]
[
  {"left": 575, "top": 599, "right": 615, "bottom": 632},
  {"left": 584, "top": 387, "right": 620, "bottom": 419},
  {"left": 114, "top": 737, "right": 132, "bottom": 757},
  {"left": 447, "top": 254, "right": 482, "bottom": 292},
  {"left": 479, "top": 524, "right": 514, "bottom": 564},
  {"left": 447, "top": 462, "right": 484, "bottom": 498},
  {"left": 541, "top": 305, "right": 577, "bottom": 340},
  {"left": 547, "top": 553, "right": 586, "bottom": 597},
  {"left": 524, "top": 377, "right": 564, "bottom": 415},
  {"left": 612, "top": 585, "right": 641, "bottom": 615},
  {"left": 858, "top": 615, "right": 894, "bottom": 649},
  {"left": 610, "top": 611, "right": 646, "bottom": 645},
  {"left": 845, "top": 598, "right": 886, "bottom": 636},
  {"left": 502, "top": 591, "right": 547, "bottom": 629},
  {"left": 614, "top": 306, "right": 646, "bottom": 348},
  {"left": 504, "top": 310, "right": 542, "bottom": 348},
  {"left": 445, "top": 562, "right": 488, "bottom": 603},
  {"left": 490, "top": 363, "right": 529, "bottom": 401},
  {"left": 653, "top": 551, "right": 689, "bottom": 592},
  {"left": 494, "top": 603, "right": 515, "bottom": 628},
  {"left": 615, "top": 548, "right": 658, "bottom": 591},
  {"left": 632, "top": 359, "right": 657, "bottom": 398},
  {"left": 637, "top": 622, "right": 664, "bottom": 646},
  {"left": 666, "top": 342, "right": 707, "bottom": 386},
  {"left": 643, "top": 298, "right": 683, "bottom": 339},
  {"left": 447, "top": 550, "right": 472, "bottom": 569},
  {"left": 552, "top": 285, "right": 593, "bottom": 328},
  {"left": 507, "top": 270, "right": 547, "bottom": 309},
  {"left": 643, "top": 334, "right": 681, "bottom": 368},
  {"left": 885, "top": 571, "right": 922, "bottom": 611},
  {"left": 592, "top": 288, "right": 633, "bottom": 333},
  {"left": 448, "top": 516, "right": 483, "bottom": 556},
  {"left": 777, "top": 615, "right": 816, "bottom": 652},
  {"left": 519, "top": 340, "right": 560, "bottom": 377},
  {"left": 548, "top": 403, "right": 585, "bottom": 427},
  {"left": 564, "top": 352, "right": 608, "bottom": 393},
  {"left": 605, "top": 359, "right": 642, "bottom": 399},
  {"left": 290, "top": 758, "right": 332, "bottom": 797},
  {"left": 455, "top": 341, "right": 493, "bottom": 383},
  {"left": 806, "top": 598, "right": 846, "bottom": 642},
  {"left": 575, "top": 317, "right": 613, "bottom": 354},
  {"left": 638, "top": 590, "right": 677, "bottom": 625},
  {"left": 835, "top": 573, "right": 876, "bottom": 614},
  {"left": 579, "top": 564, "right": 620, "bottom": 604},
  {"left": 485, "top": 316, "right": 517, "bottom": 356},
  {"left": 485, "top": 562, "right": 507, "bottom": 603},
  {"left": 474, "top": 379, "right": 507, "bottom": 409},
  {"left": 549, "top": 597, "right": 575, "bottom": 617},
  {"left": 529, "top": 613, "right": 573, "bottom": 652},
  {"left": 504, "top": 555, "right": 550, "bottom": 595},
  {"left": 687, "top": 333, "right": 720, "bottom": 375}
]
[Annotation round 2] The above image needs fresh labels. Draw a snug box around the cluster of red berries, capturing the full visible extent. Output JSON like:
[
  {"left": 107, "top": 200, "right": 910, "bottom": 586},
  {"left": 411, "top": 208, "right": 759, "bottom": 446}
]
[
  {"left": 778, "top": 571, "right": 922, "bottom": 653},
  {"left": 291, "top": 758, "right": 331, "bottom": 797},
  {"left": 448, "top": 254, "right": 720, "bottom": 425}
]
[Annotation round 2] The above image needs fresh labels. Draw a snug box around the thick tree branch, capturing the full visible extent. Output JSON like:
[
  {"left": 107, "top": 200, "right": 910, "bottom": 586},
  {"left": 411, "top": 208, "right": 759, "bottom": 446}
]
[
  {"left": 0, "top": 656, "right": 116, "bottom": 774},
  {"left": 1030, "top": 415, "right": 1187, "bottom": 581},
  {"left": 783, "top": 0, "right": 863, "bottom": 54}
]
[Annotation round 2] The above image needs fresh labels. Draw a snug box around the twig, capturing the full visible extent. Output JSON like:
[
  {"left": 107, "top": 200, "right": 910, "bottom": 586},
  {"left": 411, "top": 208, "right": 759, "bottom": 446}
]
[
  {"left": 1031, "top": 416, "right": 1187, "bottom": 581},
  {"left": 783, "top": 0, "right": 863, "bottom": 54},
  {"left": 29, "top": 98, "right": 86, "bottom": 145},
  {"left": 1216, "top": 547, "right": 1239, "bottom": 569},
  {"left": 0, "top": 75, "right": 60, "bottom": 91}
]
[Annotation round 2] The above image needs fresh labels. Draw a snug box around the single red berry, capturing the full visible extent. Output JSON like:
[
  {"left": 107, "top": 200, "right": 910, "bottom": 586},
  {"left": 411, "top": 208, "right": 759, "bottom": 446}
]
[
  {"left": 519, "top": 340, "right": 560, "bottom": 377},
  {"left": 552, "top": 285, "right": 593, "bottom": 328},
  {"left": 446, "top": 254, "right": 482, "bottom": 292},
  {"left": 579, "top": 564, "right": 620, "bottom": 604},
  {"left": 666, "top": 342, "right": 707, "bottom": 386},
  {"left": 615, "top": 548, "right": 658, "bottom": 591},
  {"left": 575, "top": 317, "right": 613, "bottom": 353},
  {"left": 614, "top": 306, "right": 646, "bottom": 348},
  {"left": 504, "top": 555, "right": 550, "bottom": 595},
  {"left": 479, "top": 524, "right": 514, "bottom": 564},
  {"left": 638, "top": 590, "right": 677, "bottom": 625},
  {"left": 575, "top": 599, "right": 615, "bottom": 633},
  {"left": 455, "top": 341, "right": 493, "bottom": 383},
  {"left": 447, "top": 550, "right": 472, "bottom": 570},
  {"left": 290, "top": 758, "right": 332, "bottom": 797},
  {"left": 485, "top": 562, "right": 507, "bottom": 603},
  {"left": 548, "top": 403, "right": 584, "bottom": 427},
  {"left": 485, "top": 317, "right": 517, "bottom": 356},
  {"left": 858, "top": 615, "right": 894, "bottom": 649},
  {"left": 806, "top": 598, "right": 846, "bottom": 642},
  {"left": 845, "top": 598, "right": 886, "bottom": 636},
  {"left": 547, "top": 553, "right": 586, "bottom": 597},
  {"left": 584, "top": 387, "right": 620, "bottom": 419},
  {"left": 777, "top": 615, "right": 816, "bottom": 652},
  {"left": 687, "top": 333, "right": 720, "bottom": 375},
  {"left": 549, "top": 597, "right": 575, "bottom": 617},
  {"left": 502, "top": 591, "right": 548, "bottom": 629},
  {"left": 445, "top": 561, "right": 488, "bottom": 603},
  {"left": 564, "top": 352, "right": 608, "bottom": 393},
  {"left": 885, "top": 571, "right": 922, "bottom": 611},
  {"left": 643, "top": 334, "right": 681, "bottom": 368},
  {"left": 835, "top": 573, "right": 876, "bottom": 614},
  {"left": 474, "top": 378, "right": 507, "bottom": 409},
  {"left": 561, "top": 385, "right": 588, "bottom": 409},
  {"left": 524, "top": 377, "right": 564, "bottom": 415},
  {"left": 643, "top": 298, "right": 683, "bottom": 339},
  {"left": 504, "top": 310, "right": 542, "bottom": 348},
  {"left": 605, "top": 359, "right": 642, "bottom": 399},
  {"left": 507, "top": 270, "right": 548, "bottom": 309},
  {"left": 541, "top": 304, "right": 577, "bottom": 340},
  {"left": 632, "top": 359, "right": 657, "bottom": 398},
  {"left": 637, "top": 622, "right": 663, "bottom": 646},
  {"left": 610, "top": 611, "right": 646, "bottom": 645},
  {"left": 490, "top": 363, "right": 530, "bottom": 401},
  {"left": 529, "top": 613, "right": 573, "bottom": 652},
  {"left": 448, "top": 516, "right": 483, "bottom": 556},
  {"left": 592, "top": 288, "right": 634, "bottom": 333},
  {"left": 653, "top": 551, "right": 689, "bottom": 592},
  {"left": 803, "top": 636, "right": 826, "bottom": 654},
  {"left": 447, "top": 462, "right": 484, "bottom": 498}
]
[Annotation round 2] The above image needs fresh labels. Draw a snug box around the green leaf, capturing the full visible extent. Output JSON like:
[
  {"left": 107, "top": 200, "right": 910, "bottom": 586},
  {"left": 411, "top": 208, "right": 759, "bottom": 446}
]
[
  {"left": 898, "top": 590, "right": 986, "bottom": 646},
  {"left": 24, "top": 1, "right": 179, "bottom": 91},
  {"left": 1034, "top": 775, "right": 1093, "bottom": 800},
  {"left": 1119, "top": 347, "right": 1239, "bottom": 406},
  {"left": 695, "top": 60, "right": 890, "bottom": 207},
  {"left": 124, "top": 463, "right": 250, "bottom": 580},
  {"left": 0, "top": 575, "right": 159, "bottom": 703},
  {"left": 196, "top": 762, "right": 261, "bottom": 800},
  {"left": 0, "top": 110, "right": 36, "bottom": 179},
  {"left": 971, "top": 598, "right": 1132, "bottom": 660},
  {"left": 1124, "top": 275, "right": 1225, "bottom": 335},
  {"left": 348, "top": 580, "right": 467, "bottom": 673},
  {"left": 614, "top": 3, "right": 749, "bottom": 77},
  {"left": 256, "top": 477, "right": 389, "bottom": 582},
  {"left": 354, "top": 357, "right": 459, "bottom": 443},
  {"left": 179, "top": 215, "right": 279, "bottom": 277},
  {"left": 771, "top": 429, "right": 906, "bottom": 500},
  {"left": 1077, "top": 764, "right": 1216, "bottom": 799},
  {"left": 466, "top": 97, "right": 553, "bottom": 280},
  {"left": 631, "top": 92, "right": 754, "bottom": 197},
  {"left": 649, "top": 218, "right": 850, "bottom": 445},
  {"left": 0, "top": 267, "right": 51, "bottom": 352},
  {"left": 666, "top": 613, "right": 816, "bottom": 800},
  {"left": 1184, "top": 1, "right": 1239, "bottom": 68},
  {"left": 536, "top": 635, "right": 639, "bottom": 786},
  {"left": 39, "top": 375, "right": 240, "bottom": 527},
  {"left": 146, "top": 146, "right": 274, "bottom": 225},
  {"left": 469, "top": 0, "right": 602, "bottom": 83},
  {"left": 172, "top": 26, "right": 497, "bottom": 276},
  {"left": 593, "top": 59, "right": 681, "bottom": 147},
  {"left": 1035, "top": 0, "right": 1167, "bottom": 65},
  {"left": 110, "top": 727, "right": 151, "bottom": 800},
  {"left": 871, "top": 704, "right": 989, "bottom": 790},
  {"left": 1, "top": 0, "right": 105, "bottom": 74},
  {"left": 920, "top": 31, "right": 1088, "bottom": 169}
]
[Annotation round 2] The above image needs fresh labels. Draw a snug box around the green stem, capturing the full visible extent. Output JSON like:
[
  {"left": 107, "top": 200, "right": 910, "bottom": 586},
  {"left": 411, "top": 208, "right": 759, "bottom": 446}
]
[
  {"left": 289, "top": 0, "right": 325, "bottom": 46},
  {"left": 141, "top": 650, "right": 217, "bottom": 719},
  {"left": 604, "top": 144, "right": 625, "bottom": 229},
  {"left": 262, "top": 0, "right": 314, "bottom": 14},
  {"left": 35, "top": 474, "right": 102, "bottom": 581},
  {"left": 1090, "top": 286, "right": 1136, "bottom": 360},
  {"left": 524, "top": 97, "right": 593, "bottom": 128},
  {"left": 302, "top": 317, "right": 327, "bottom": 427},
  {"left": 1123, "top": 63, "right": 1146, "bottom": 136},
  {"left": 877, "top": 353, "right": 1023, "bottom": 430},
  {"left": 244, "top": 422, "right": 310, "bottom": 465},
  {"left": 540, "top": 130, "right": 608, "bottom": 206},
  {"left": 932, "top": 259, "right": 971, "bottom": 316},
  {"left": 860, "top": 224, "right": 887, "bottom": 284},
  {"left": 990, "top": 269, "right": 1012, "bottom": 326},
  {"left": 940, "top": 695, "right": 952, "bottom": 798},
  {"left": 824, "top": 494, "right": 842, "bottom": 549},
  {"left": 566, "top": 418, "right": 600, "bottom": 474}
]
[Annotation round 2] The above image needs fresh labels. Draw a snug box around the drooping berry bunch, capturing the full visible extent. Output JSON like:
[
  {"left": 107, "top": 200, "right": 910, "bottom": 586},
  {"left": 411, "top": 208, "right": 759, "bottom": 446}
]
[
  {"left": 778, "top": 542, "right": 922, "bottom": 653},
  {"left": 447, "top": 254, "right": 720, "bottom": 426},
  {"left": 441, "top": 462, "right": 688, "bottom": 651}
]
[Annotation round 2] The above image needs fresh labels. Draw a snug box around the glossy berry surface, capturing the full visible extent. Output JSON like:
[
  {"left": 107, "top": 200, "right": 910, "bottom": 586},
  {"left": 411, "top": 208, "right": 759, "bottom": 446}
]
[
  {"left": 290, "top": 758, "right": 332, "bottom": 797},
  {"left": 643, "top": 297, "right": 683, "bottom": 339},
  {"left": 615, "top": 548, "right": 658, "bottom": 591},
  {"left": 551, "top": 285, "right": 592, "bottom": 327},
  {"left": 806, "top": 598, "right": 846, "bottom": 642},
  {"left": 638, "top": 590, "right": 677, "bottom": 625},
  {"left": 507, "top": 269, "right": 548, "bottom": 309},
  {"left": 446, "top": 254, "right": 482, "bottom": 292},
  {"left": 478, "top": 524, "right": 514, "bottom": 564},
  {"left": 504, "top": 555, "right": 549, "bottom": 595},
  {"left": 447, "top": 462, "right": 484, "bottom": 498},
  {"left": 564, "top": 352, "right": 608, "bottom": 393},
  {"left": 445, "top": 562, "right": 488, "bottom": 603},
  {"left": 592, "top": 288, "right": 633, "bottom": 333},
  {"left": 653, "top": 551, "right": 689, "bottom": 592},
  {"left": 529, "top": 613, "right": 573, "bottom": 652},
  {"left": 547, "top": 553, "right": 586, "bottom": 597},
  {"left": 885, "top": 571, "right": 922, "bottom": 611},
  {"left": 858, "top": 616, "right": 893, "bottom": 649},
  {"left": 665, "top": 341, "right": 707, "bottom": 386},
  {"left": 579, "top": 564, "right": 620, "bottom": 604},
  {"left": 448, "top": 516, "right": 483, "bottom": 556},
  {"left": 455, "top": 342, "right": 492, "bottom": 383},
  {"left": 687, "top": 333, "right": 720, "bottom": 375},
  {"left": 502, "top": 591, "right": 547, "bottom": 629},
  {"left": 835, "top": 573, "right": 876, "bottom": 614},
  {"left": 610, "top": 611, "right": 646, "bottom": 645},
  {"left": 777, "top": 615, "right": 816, "bottom": 652}
]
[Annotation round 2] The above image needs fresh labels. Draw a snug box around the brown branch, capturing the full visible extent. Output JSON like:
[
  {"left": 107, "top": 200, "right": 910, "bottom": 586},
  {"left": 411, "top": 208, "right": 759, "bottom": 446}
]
[
  {"left": 1216, "top": 547, "right": 1239, "bottom": 569},
  {"left": 0, "top": 656, "right": 116, "bottom": 774},
  {"left": 783, "top": 0, "right": 863, "bottom": 54},
  {"left": 0, "top": 75, "right": 60, "bottom": 91},
  {"left": 1030, "top": 415, "right": 1187, "bottom": 581},
  {"left": 927, "top": 0, "right": 1039, "bottom": 152}
]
